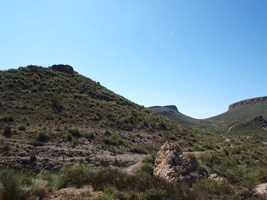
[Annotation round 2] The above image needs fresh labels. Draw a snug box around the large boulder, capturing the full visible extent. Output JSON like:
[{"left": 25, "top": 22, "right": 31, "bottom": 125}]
[
  {"left": 51, "top": 64, "right": 74, "bottom": 74},
  {"left": 153, "top": 142, "right": 207, "bottom": 184}
]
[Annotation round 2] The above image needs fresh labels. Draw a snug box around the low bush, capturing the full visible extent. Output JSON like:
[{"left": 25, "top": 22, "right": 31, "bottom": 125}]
[
  {"left": 66, "top": 133, "right": 73, "bottom": 141},
  {"left": 51, "top": 94, "right": 63, "bottom": 110},
  {"left": 36, "top": 132, "right": 49, "bottom": 142},
  {"left": 69, "top": 128, "right": 81, "bottom": 138},
  {"left": 84, "top": 132, "right": 95, "bottom": 140},
  {"left": 137, "top": 163, "right": 154, "bottom": 175},
  {"left": 130, "top": 145, "right": 147, "bottom": 154},
  {"left": 188, "top": 179, "right": 236, "bottom": 200},
  {"left": 53, "top": 164, "right": 91, "bottom": 189},
  {"left": 18, "top": 124, "right": 26, "bottom": 131},
  {"left": 0, "top": 169, "right": 32, "bottom": 200},
  {"left": 140, "top": 189, "right": 167, "bottom": 200},
  {"left": 3, "top": 127, "right": 11, "bottom": 137},
  {"left": 103, "top": 133, "right": 122, "bottom": 146},
  {"left": 0, "top": 115, "right": 14, "bottom": 122},
  {"left": 90, "top": 167, "right": 130, "bottom": 191},
  {"left": 0, "top": 176, "right": 29, "bottom": 200},
  {"left": 2, "top": 142, "right": 11, "bottom": 152}
]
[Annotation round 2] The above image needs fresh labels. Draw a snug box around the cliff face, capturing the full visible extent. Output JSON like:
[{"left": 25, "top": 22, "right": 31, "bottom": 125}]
[{"left": 229, "top": 97, "right": 267, "bottom": 111}]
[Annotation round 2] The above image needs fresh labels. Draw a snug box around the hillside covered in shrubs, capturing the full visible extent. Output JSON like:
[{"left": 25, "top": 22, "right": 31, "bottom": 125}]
[{"left": 0, "top": 65, "right": 266, "bottom": 199}]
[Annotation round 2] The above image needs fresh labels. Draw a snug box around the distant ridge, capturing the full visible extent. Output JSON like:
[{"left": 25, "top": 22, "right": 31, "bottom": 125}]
[
  {"left": 149, "top": 105, "right": 178, "bottom": 112},
  {"left": 148, "top": 105, "right": 198, "bottom": 126},
  {"left": 149, "top": 96, "right": 267, "bottom": 133},
  {"left": 229, "top": 96, "right": 267, "bottom": 111}
]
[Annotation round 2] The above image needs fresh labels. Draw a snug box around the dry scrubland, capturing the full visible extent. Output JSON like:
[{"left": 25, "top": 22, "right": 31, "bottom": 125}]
[{"left": 0, "top": 65, "right": 266, "bottom": 199}]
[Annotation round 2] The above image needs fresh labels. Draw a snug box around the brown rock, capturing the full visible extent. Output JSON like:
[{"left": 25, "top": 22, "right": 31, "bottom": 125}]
[
  {"left": 153, "top": 142, "right": 207, "bottom": 184},
  {"left": 228, "top": 96, "right": 267, "bottom": 111},
  {"left": 51, "top": 64, "right": 74, "bottom": 74}
]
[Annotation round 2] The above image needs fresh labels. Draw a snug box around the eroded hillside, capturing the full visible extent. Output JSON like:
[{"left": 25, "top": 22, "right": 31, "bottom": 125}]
[{"left": 0, "top": 65, "right": 224, "bottom": 171}]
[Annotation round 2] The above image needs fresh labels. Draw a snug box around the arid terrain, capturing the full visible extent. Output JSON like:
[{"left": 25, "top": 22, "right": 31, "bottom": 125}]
[{"left": 0, "top": 65, "right": 266, "bottom": 200}]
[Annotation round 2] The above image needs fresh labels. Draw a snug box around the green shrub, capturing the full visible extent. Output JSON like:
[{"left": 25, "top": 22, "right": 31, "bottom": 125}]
[
  {"left": 29, "top": 183, "right": 47, "bottom": 200},
  {"left": 53, "top": 164, "right": 91, "bottom": 189},
  {"left": 94, "top": 194, "right": 112, "bottom": 200},
  {"left": 142, "top": 155, "right": 155, "bottom": 165},
  {"left": 66, "top": 133, "right": 73, "bottom": 141},
  {"left": 90, "top": 167, "right": 130, "bottom": 191},
  {"left": 3, "top": 127, "right": 12, "bottom": 137},
  {"left": 130, "top": 145, "right": 147, "bottom": 154},
  {"left": 166, "top": 132, "right": 176, "bottom": 140},
  {"left": 69, "top": 128, "right": 81, "bottom": 138},
  {"left": 0, "top": 115, "right": 14, "bottom": 122},
  {"left": 51, "top": 94, "right": 63, "bottom": 110},
  {"left": 2, "top": 142, "right": 11, "bottom": 152},
  {"left": 55, "top": 126, "right": 61, "bottom": 131},
  {"left": 140, "top": 189, "right": 167, "bottom": 200},
  {"left": 189, "top": 179, "right": 235, "bottom": 200},
  {"left": 0, "top": 170, "right": 30, "bottom": 200},
  {"left": 84, "top": 132, "right": 95, "bottom": 140},
  {"left": 36, "top": 132, "right": 49, "bottom": 142},
  {"left": 138, "top": 163, "right": 154, "bottom": 175},
  {"left": 103, "top": 133, "right": 122, "bottom": 146},
  {"left": 18, "top": 124, "right": 26, "bottom": 131}
]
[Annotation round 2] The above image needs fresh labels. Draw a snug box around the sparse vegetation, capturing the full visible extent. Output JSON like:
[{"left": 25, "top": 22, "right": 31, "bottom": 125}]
[
  {"left": 0, "top": 66, "right": 266, "bottom": 199},
  {"left": 53, "top": 164, "right": 91, "bottom": 189},
  {"left": 130, "top": 145, "right": 147, "bottom": 154}
]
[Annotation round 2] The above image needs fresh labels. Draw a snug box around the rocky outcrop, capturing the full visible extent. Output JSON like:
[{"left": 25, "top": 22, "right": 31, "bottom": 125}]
[
  {"left": 228, "top": 97, "right": 267, "bottom": 111},
  {"left": 153, "top": 142, "right": 207, "bottom": 184},
  {"left": 51, "top": 64, "right": 74, "bottom": 74}
]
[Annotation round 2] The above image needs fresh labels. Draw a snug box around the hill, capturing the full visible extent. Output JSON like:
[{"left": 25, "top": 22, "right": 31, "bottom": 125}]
[
  {"left": 0, "top": 65, "right": 222, "bottom": 171},
  {"left": 148, "top": 105, "right": 199, "bottom": 126},
  {"left": 149, "top": 97, "right": 267, "bottom": 133},
  {"left": 228, "top": 116, "right": 267, "bottom": 136},
  {"left": 0, "top": 65, "right": 266, "bottom": 199},
  {"left": 204, "top": 97, "right": 267, "bottom": 132}
]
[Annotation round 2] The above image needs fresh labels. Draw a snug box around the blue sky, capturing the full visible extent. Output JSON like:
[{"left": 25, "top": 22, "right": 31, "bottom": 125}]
[{"left": 0, "top": 0, "right": 266, "bottom": 118}]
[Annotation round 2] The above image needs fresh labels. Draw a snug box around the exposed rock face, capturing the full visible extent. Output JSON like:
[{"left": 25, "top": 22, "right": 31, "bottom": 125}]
[
  {"left": 51, "top": 64, "right": 74, "bottom": 74},
  {"left": 153, "top": 142, "right": 207, "bottom": 184},
  {"left": 228, "top": 96, "right": 267, "bottom": 111}
]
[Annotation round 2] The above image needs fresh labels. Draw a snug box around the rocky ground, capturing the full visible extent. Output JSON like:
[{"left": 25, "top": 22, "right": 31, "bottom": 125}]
[{"left": 0, "top": 134, "right": 146, "bottom": 173}]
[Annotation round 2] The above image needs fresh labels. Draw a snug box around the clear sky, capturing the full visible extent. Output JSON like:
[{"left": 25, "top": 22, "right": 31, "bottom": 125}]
[{"left": 0, "top": 0, "right": 266, "bottom": 119}]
